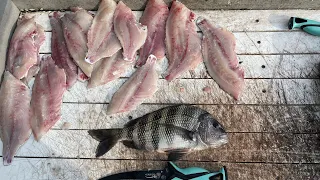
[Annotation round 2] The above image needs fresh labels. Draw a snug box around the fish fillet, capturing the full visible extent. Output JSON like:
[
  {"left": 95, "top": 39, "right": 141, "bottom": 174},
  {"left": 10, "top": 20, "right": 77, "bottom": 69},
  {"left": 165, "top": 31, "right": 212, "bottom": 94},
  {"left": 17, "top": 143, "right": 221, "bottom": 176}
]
[
  {"left": 88, "top": 50, "right": 132, "bottom": 88},
  {"left": 30, "top": 56, "right": 66, "bottom": 141},
  {"left": 136, "top": 0, "right": 169, "bottom": 67},
  {"left": 107, "top": 55, "right": 158, "bottom": 114},
  {"left": 77, "top": 67, "right": 89, "bottom": 82},
  {"left": 0, "top": 71, "right": 31, "bottom": 165},
  {"left": 197, "top": 17, "right": 244, "bottom": 100},
  {"left": 165, "top": 0, "right": 202, "bottom": 81},
  {"left": 86, "top": 0, "right": 121, "bottom": 64},
  {"left": 6, "top": 15, "right": 45, "bottom": 79},
  {"left": 50, "top": 12, "right": 78, "bottom": 89},
  {"left": 61, "top": 8, "right": 94, "bottom": 77},
  {"left": 114, "top": 1, "right": 148, "bottom": 62}
]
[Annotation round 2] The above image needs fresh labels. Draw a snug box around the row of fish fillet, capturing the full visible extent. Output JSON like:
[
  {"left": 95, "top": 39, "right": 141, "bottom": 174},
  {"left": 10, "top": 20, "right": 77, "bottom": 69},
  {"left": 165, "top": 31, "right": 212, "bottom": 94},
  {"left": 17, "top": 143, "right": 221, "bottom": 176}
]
[{"left": 0, "top": 0, "right": 244, "bottom": 165}]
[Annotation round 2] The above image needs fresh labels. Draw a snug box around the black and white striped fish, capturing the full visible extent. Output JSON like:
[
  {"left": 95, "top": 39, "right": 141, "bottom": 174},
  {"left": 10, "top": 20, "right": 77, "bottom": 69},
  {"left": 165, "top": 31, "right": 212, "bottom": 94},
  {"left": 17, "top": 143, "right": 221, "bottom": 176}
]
[{"left": 88, "top": 105, "right": 228, "bottom": 160}]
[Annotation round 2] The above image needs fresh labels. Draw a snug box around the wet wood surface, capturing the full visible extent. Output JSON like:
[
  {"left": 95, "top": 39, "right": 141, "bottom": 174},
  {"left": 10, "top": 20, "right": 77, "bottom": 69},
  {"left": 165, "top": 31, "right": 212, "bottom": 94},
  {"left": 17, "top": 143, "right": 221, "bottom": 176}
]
[{"left": 1, "top": 10, "right": 319, "bottom": 179}]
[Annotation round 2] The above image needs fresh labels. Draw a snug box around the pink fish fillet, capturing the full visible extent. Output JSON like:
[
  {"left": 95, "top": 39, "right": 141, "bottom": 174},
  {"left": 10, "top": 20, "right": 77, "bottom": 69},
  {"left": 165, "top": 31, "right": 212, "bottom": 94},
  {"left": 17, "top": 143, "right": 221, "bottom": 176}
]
[
  {"left": 86, "top": 0, "right": 121, "bottom": 64},
  {"left": 136, "top": 0, "right": 169, "bottom": 67},
  {"left": 165, "top": 0, "right": 202, "bottom": 81},
  {"left": 30, "top": 56, "right": 66, "bottom": 141},
  {"left": 197, "top": 17, "right": 244, "bottom": 100},
  {"left": 6, "top": 15, "right": 45, "bottom": 79},
  {"left": 114, "top": 1, "right": 148, "bottom": 62},
  {"left": 88, "top": 50, "right": 132, "bottom": 88},
  {"left": 107, "top": 55, "right": 158, "bottom": 114},
  {"left": 0, "top": 71, "right": 31, "bottom": 166},
  {"left": 50, "top": 12, "right": 78, "bottom": 89},
  {"left": 61, "top": 8, "right": 94, "bottom": 77}
]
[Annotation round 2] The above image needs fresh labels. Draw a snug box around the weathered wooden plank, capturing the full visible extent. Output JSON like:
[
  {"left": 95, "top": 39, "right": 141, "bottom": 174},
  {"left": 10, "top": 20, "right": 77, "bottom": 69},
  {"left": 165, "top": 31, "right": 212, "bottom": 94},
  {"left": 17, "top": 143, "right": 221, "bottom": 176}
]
[
  {"left": 0, "top": 158, "right": 319, "bottom": 180},
  {"left": 63, "top": 79, "right": 320, "bottom": 104},
  {"left": 39, "top": 31, "right": 320, "bottom": 54},
  {"left": 56, "top": 104, "right": 320, "bottom": 133},
  {"left": 38, "top": 54, "right": 320, "bottom": 79},
  {"left": 1, "top": 131, "right": 319, "bottom": 163},
  {"left": 31, "top": 10, "right": 320, "bottom": 32}
]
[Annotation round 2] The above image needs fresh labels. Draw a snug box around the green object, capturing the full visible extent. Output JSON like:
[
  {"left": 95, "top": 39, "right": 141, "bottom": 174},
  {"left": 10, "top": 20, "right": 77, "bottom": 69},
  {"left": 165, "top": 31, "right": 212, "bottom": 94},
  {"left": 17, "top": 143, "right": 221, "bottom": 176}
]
[
  {"left": 99, "top": 161, "right": 228, "bottom": 180},
  {"left": 288, "top": 17, "right": 320, "bottom": 36}
]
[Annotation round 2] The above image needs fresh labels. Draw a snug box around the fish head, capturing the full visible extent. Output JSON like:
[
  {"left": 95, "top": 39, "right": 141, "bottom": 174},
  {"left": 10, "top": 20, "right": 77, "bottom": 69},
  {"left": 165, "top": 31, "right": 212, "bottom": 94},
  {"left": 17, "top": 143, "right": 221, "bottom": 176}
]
[{"left": 197, "top": 113, "right": 228, "bottom": 147}]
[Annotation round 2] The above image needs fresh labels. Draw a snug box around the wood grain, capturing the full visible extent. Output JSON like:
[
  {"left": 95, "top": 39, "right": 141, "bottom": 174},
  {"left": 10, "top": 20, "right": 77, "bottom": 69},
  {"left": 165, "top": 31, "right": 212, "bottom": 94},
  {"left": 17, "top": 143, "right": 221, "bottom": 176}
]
[
  {"left": 53, "top": 104, "right": 320, "bottom": 133},
  {"left": 62, "top": 79, "right": 320, "bottom": 104},
  {"left": 0, "top": 158, "right": 319, "bottom": 180},
  {"left": 31, "top": 10, "right": 320, "bottom": 32},
  {"left": 0, "top": 130, "right": 318, "bottom": 163}
]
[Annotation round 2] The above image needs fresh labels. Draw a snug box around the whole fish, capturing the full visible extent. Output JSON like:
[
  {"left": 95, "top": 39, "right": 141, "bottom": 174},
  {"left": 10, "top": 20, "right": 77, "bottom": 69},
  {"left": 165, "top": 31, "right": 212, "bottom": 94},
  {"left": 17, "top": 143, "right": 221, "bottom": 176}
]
[{"left": 88, "top": 105, "right": 227, "bottom": 160}]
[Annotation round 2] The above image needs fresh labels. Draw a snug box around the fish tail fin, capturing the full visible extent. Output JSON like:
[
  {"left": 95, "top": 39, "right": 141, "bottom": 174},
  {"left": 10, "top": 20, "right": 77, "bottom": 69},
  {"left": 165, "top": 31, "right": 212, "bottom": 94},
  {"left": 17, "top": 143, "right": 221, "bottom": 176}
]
[{"left": 88, "top": 129, "right": 121, "bottom": 157}]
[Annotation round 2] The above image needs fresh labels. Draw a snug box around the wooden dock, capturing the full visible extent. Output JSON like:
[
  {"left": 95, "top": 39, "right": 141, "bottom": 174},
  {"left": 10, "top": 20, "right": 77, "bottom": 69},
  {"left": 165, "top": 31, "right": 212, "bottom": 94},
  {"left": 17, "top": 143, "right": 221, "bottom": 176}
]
[{"left": 0, "top": 10, "right": 319, "bottom": 179}]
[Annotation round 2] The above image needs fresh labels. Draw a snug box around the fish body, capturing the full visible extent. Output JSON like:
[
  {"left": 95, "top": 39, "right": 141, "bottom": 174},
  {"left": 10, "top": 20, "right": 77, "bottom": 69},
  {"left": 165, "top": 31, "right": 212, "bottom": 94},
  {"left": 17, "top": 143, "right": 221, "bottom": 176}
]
[
  {"left": 89, "top": 105, "right": 227, "bottom": 159},
  {"left": 136, "top": 0, "right": 169, "bottom": 67},
  {"left": 62, "top": 8, "right": 94, "bottom": 77},
  {"left": 107, "top": 55, "right": 158, "bottom": 115},
  {"left": 114, "top": 1, "right": 148, "bottom": 61},
  {"left": 197, "top": 17, "right": 244, "bottom": 100},
  {"left": 88, "top": 50, "right": 132, "bottom": 88},
  {"left": 165, "top": 0, "right": 202, "bottom": 81},
  {"left": 86, "top": 0, "right": 121, "bottom": 64},
  {"left": 0, "top": 71, "right": 31, "bottom": 165},
  {"left": 50, "top": 12, "right": 78, "bottom": 89},
  {"left": 6, "top": 15, "right": 45, "bottom": 79},
  {"left": 30, "top": 56, "right": 66, "bottom": 141}
]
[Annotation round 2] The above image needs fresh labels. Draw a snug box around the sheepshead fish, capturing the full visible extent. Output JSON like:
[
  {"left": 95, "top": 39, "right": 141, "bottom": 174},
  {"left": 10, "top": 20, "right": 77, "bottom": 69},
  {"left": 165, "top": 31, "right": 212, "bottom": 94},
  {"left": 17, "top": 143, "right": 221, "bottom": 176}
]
[{"left": 88, "top": 105, "right": 227, "bottom": 160}]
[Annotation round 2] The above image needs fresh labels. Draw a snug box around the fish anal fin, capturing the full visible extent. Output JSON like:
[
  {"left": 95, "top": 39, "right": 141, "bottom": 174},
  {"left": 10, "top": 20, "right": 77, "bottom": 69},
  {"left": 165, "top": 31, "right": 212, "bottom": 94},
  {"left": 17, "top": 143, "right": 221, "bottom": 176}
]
[
  {"left": 166, "top": 149, "right": 190, "bottom": 161},
  {"left": 122, "top": 140, "right": 139, "bottom": 150}
]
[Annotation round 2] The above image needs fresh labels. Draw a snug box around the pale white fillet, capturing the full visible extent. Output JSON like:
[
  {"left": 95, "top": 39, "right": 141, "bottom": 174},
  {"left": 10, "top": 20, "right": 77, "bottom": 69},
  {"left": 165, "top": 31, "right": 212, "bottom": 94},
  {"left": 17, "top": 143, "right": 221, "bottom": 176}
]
[
  {"left": 165, "top": 0, "right": 202, "bottom": 81},
  {"left": 197, "top": 17, "right": 244, "bottom": 100},
  {"left": 86, "top": 0, "right": 121, "bottom": 64},
  {"left": 0, "top": 71, "right": 31, "bottom": 166},
  {"left": 6, "top": 14, "right": 45, "bottom": 79},
  {"left": 136, "top": 0, "right": 168, "bottom": 67},
  {"left": 61, "top": 8, "right": 94, "bottom": 77},
  {"left": 114, "top": 1, "right": 148, "bottom": 62},
  {"left": 50, "top": 12, "right": 78, "bottom": 89},
  {"left": 107, "top": 55, "right": 158, "bottom": 114},
  {"left": 88, "top": 50, "right": 132, "bottom": 88},
  {"left": 30, "top": 56, "right": 66, "bottom": 141}
]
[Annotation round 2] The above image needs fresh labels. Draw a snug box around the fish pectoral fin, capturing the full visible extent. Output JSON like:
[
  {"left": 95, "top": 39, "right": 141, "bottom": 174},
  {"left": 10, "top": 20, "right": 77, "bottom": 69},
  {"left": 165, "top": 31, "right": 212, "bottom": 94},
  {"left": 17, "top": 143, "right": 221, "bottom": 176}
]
[
  {"left": 166, "top": 149, "right": 189, "bottom": 161},
  {"left": 122, "top": 140, "right": 139, "bottom": 150}
]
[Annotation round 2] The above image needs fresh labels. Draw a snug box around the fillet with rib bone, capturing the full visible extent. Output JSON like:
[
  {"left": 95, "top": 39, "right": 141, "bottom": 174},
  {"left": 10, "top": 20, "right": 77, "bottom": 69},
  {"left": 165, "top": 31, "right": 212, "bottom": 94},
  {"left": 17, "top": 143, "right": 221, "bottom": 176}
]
[
  {"left": 197, "top": 17, "right": 244, "bottom": 100},
  {"left": 114, "top": 1, "right": 148, "bottom": 62},
  {"left": 30, "top": 56, "right": 66, "bottom": 141},
  {"left": 6, "top": 15, "right": 45, "bottom": 79},
  {"left": 86, "top": 0, "right": 121, "bottom": 64},
  {"left": 88, "top": 50, "right": 132, "bottom": 88},
  {"left": 107, "top": 55, "right": 158, "bottom": 114},
  {"left": 50, "top": 12, "right": 78, "bottom": 89},
  {"left": 0, "top": 71, "right": 31, "bottom": 166},
  {"left": 165, "top": 0, "right": 202, "bottom": 81},
  {"left": 61, "top": 8, "right": 94, "bottom": 77},
  {"left": 136, "top": 0, "right": 169, "bottom": 67}
]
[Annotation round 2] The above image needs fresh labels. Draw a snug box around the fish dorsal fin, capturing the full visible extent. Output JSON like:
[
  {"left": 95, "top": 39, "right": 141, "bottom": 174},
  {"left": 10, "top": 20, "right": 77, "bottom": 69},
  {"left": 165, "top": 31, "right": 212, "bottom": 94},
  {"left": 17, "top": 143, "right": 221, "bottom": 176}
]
[{"left": 124, "top": 117, "right": 141, "bottom": 127}]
